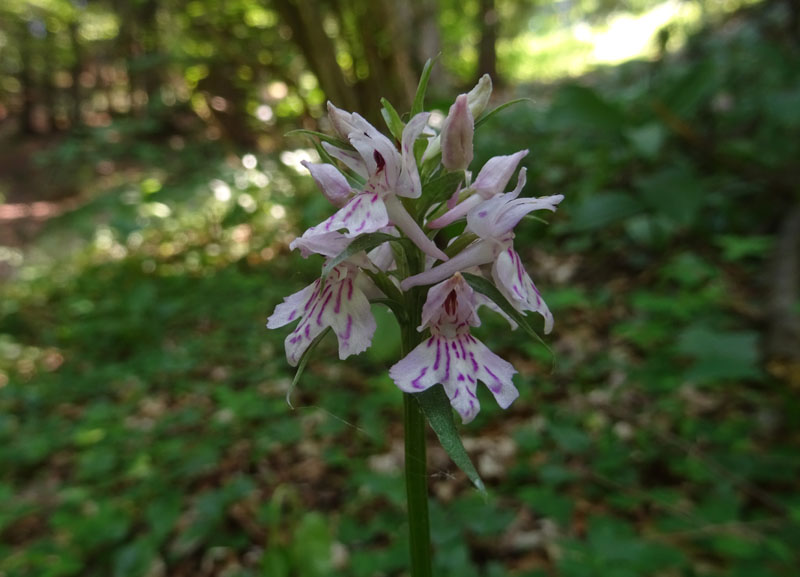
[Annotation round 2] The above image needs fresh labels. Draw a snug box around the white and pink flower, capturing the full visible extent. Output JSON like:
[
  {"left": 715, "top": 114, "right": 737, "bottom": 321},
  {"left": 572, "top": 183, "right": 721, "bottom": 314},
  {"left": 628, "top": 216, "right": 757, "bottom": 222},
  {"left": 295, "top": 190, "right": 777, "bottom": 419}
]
[{"left": 390, "top": 273, "right": 518, "bottom": 423}]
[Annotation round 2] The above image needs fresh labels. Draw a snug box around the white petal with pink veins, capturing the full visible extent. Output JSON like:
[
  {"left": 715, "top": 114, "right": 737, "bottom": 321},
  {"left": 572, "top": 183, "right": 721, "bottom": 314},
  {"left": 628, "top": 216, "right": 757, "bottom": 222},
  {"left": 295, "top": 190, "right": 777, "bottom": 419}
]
[
  {"left": 493, "top": 247, "right": 554, "bottom": 333},
  {"left": 390, "top": 333, "right": 518, "bottom": 424},
  {"left": 309, "top": 192, "right": 389, "bottom": 238}
]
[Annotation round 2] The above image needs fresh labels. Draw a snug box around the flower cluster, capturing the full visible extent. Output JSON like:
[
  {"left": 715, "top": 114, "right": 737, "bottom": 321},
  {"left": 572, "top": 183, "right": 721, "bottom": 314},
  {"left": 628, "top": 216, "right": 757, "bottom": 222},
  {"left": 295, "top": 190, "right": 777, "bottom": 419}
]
[{"left": 268, "top": 75, "right": 564, "bottom": 423}]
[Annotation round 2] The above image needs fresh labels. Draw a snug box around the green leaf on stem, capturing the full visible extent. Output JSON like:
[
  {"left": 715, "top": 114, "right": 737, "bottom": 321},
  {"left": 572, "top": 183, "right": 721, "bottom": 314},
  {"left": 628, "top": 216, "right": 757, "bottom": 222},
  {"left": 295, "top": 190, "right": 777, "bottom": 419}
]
[
  {"left": 474, "top": 98, "right": 532, "bottom": 130},
  {"left": 419, "top": 171, "right": 464, "bottom": 216},
  {"left": 416, "top": 387, "right": 486, "bottom": 493},
  {"left": 461, "top": 272, "right": 553, "bottom": 359},
  {"left": 285, "top": 129, "right": 349, "bottom": 149},
  {"left": 381, "top": 98, "right": 406, "bottom": 142},
  {"left": 412, "top": 56, "right": 439, "bottom": 116},
  {"left": 286, "top": 327, "right": 331, "bottom": 408}
]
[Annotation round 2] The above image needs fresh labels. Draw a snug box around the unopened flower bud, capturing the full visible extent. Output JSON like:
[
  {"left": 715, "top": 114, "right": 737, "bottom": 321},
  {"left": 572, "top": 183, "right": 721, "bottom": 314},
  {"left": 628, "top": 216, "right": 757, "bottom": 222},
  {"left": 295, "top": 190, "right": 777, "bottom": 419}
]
[
  {"left": 441, "top": 94, "right": 474, "bottom": 171},
  {"left": 466, "top": 74, "right": 493, "bottom": 119}
]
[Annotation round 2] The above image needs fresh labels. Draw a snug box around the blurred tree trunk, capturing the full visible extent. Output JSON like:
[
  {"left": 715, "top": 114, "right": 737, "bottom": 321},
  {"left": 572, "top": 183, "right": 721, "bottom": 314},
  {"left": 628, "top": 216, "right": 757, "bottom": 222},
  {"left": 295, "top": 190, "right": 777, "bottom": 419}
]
[
  {"left": 275, "top": 0, "right": 424, "bottom": 124},
  {"left": 43, "top": 27, "right": 57, "bottom": 132},
  {"left": 477, "top": 0, "right": 499, "bottom": 85},
  {"left": 19, "top": 21, "right": 36, "bottom": 134},
  {"left": 409, "top": 0, "right": 448, "bottom": 95},
  {"left": 274, "top": 0, "right": 359, "bottom": 111},
  {"left": 69, "top": 20, "right": 83, "bottom": 128},
  {"left": 768, "top": 204, "right": 800, "bottom": 363}
]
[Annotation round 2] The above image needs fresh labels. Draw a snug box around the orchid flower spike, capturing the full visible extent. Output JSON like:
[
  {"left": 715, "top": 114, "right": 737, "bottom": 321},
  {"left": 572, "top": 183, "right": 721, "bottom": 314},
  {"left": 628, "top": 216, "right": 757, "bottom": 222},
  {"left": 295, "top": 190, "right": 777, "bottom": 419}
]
[
  {"left": 390, "top": 273, "right": 518, "bottom": 424},
  {"left": 267, "top": 262, "right": 377, "bottom": 366}
]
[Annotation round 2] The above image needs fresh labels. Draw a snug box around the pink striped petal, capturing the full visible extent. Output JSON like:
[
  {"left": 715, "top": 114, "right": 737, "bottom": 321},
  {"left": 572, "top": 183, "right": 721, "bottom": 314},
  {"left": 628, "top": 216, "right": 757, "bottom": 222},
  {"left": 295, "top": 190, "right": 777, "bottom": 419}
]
[
  {"left": 493, "top": 248, "right": 554, "bottom": 333},
  {"left": 308, "top": 191, "right": 389, "bottom": 239},
  {"left": 389, "top": 333, "right": 518, "bottom": 424}
]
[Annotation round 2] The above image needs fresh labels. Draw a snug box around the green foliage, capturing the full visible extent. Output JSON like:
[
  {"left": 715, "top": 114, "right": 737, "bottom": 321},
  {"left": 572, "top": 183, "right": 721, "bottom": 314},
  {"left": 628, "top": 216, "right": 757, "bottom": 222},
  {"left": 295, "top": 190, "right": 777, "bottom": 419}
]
[{"left": 2, "top": 2, "right": 800, "bottom": 576}]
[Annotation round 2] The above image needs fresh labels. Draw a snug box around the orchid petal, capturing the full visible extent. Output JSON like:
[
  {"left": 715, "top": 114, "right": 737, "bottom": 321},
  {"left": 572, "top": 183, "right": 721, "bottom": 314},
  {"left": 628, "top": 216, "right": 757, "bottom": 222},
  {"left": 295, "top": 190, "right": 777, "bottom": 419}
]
[
  {"left": 267, "top": 280, "right": 320, "bottom": 329},
  {"left": 327, "top": 101, "right": 360, "bottom": 140},
  {"left": 389, "top": 333, "right": 518, "bottom": 424},
  {"left": 348, "top": 114, "right": 402, "bottom": 188},
  {"left": 472, "top": 150, "right": 528, "bottom": 198},
  {"left": 269, "top": 265, "right": 377, "bottom": 366},
  {"left": 427, "top": 193, "right": 482, "bottom": 229},
  {"left": 301, "top": 161, "right": 352, "bottom": 207},
  {"left": 290, "top": 230, "right": 351, "bottom": 258},
  {"left": 401, "top": 240, "right": 495, "bottom": 290},
  {"left": 398, "top": 113, "right": 430, "bottom": 198},
  {"left": 493, "top": 247, "right": 554, "bottom": 333},
  {"left": 492, "top": 194, "right": 564, "bottom": 236},
  {"left": 384, "top": 194, "right": 449, "bottom": 263},
  {"left": 321, "top": 142, "right": 368, "bottom": 179},
  {"left": 419, "top": 273, "right": 481, "bottom": 331},
  {"left": 324, "top": 275, "right": 377, "bottom": 359},
  {"left": 309, "top": 191, "right": 389, "bottom": 238}
]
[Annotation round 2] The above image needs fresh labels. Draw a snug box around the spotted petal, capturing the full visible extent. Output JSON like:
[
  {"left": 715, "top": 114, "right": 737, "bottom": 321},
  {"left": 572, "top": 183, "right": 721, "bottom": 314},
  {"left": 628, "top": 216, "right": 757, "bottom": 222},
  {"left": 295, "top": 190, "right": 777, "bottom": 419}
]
[
  {"left": 493, "top": 247, "right": 554, "bottom": 333},
  {"left": 389, "top": 333, "right": 518, "bottom": 424},
  {"left": 267, "top": 266, "right": 376, "bottom": 366},
  {"left": 308, "top": 192, "right": 389, "bottom": 238}
]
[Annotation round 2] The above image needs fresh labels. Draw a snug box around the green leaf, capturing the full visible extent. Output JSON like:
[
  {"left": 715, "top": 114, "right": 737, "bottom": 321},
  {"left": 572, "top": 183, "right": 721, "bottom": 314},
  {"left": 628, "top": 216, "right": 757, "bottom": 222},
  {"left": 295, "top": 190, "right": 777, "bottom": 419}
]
[
  {"left": 287, "top": 327, "right": 331, "bottom": 407},
  {"left": 291, "top": 512, "right": 333, "bottom": 576},
  {"left": 474, "top": 98, "right": 531, "bottom": 130},
  {"left": 411, "top": 56, "right": 438, "bottom": 116},
  {"left": 549, "top": 84, "right": 626, "bottom": 134},
  {"left": 569, "top": 192, "right": 644, "bottom": 232},
  {"left": 675, "top": 326, "right": 761, "bottom": 383},
  {"left": 285, "top": 129, "right": 349, "bottom": 149},
  {"left": 321, "top": 232, "right": 399, "bottom": 282},
  {"left": 626, "top": 123, "right": 666, "bottom": 159},
  {"left": 418, "top": 171, "right": 464, "bottom": 215},
  {"left": 381, "top": 98, "right": 405, "bottom": 142},
  {"left": 461, "top": 272, "right": 552, "bottom": 356},
  {"left": 415, "top": 386, "right": 485, "bottom": 493},
  {"left": 635, "top": 165, "right": 704, "bottom": 228}
]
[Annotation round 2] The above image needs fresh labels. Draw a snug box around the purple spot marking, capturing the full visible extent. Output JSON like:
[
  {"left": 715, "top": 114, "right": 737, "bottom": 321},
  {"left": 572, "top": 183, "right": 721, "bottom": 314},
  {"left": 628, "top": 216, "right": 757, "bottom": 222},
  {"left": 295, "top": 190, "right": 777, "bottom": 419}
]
[
  {"left": 347, "top": 279, "right": 353, "bottom": 299},
  {"left": 433, "top": 338, "right": 441, "bottom": 370},
  {"left": 469, "top": 352, "right": 479, "bottom": 372},
  {"left": 478, "top": 210, "right": 488, "bottom": 218},
  {"left": 484, "top": 365, "right": 501, "bottom": 385},
  {"left": 453, "top": 388, "right": 460, "bottom": 399},
  {"left": 343, "top": 197, "right": 363, "bottom": 222},
  {"left": 374, "top": 150, "right": 386, "bottom": 172},
  {"left": 457, "top": 373, "right": 465, "bottom": 382},
  {"left": 371, "top": 193, "right": 379, "bottom": 203},
  {"left": 343, "top": 314, "right": 353, "bottom": 339},
  {"left": 287, "top": 310, "right": 297, "bottom": 322},
  {"left": 444, "top": 345, "right": 451, "bottom": 381},
  {"left": 334, "top": 282, "right": 345, "bottom": 314},
  {"left": 317, "top": 292, "right": 333, "bottom": 325},
  {"left": 412, "top": 367, "right": 428, "bottom": 389}
]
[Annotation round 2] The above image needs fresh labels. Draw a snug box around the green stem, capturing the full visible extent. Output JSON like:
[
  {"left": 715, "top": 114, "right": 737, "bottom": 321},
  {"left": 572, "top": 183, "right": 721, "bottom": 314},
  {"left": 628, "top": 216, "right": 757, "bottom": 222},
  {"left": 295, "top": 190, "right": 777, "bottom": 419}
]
[
  {"left": 404, "top": 393, "right": 432, "bottom": 577},
  {"left": 402, "top": 298, "right": 432, "bottom": 576}
]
